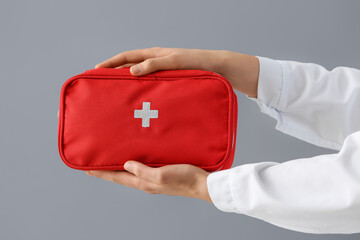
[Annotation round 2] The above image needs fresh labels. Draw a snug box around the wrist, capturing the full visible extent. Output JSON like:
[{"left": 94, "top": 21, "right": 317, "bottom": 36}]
[
  {"left": 229, "top": 53, "right": 259, "bottom": 98},
  {"left": 243, "top": 55, "right": 259, "bottom": 98},
  {"left": 210, "top": 50, "right": 233, "bottom": 73},
  {"left": 196, "top": 49, "right": 222, "bottom": 72},
  {"left": 192, "top": 171, "right": 212, "bottom": 203},
  {"left": 212, "top": 51, "right": 259, "bottom": 98}
]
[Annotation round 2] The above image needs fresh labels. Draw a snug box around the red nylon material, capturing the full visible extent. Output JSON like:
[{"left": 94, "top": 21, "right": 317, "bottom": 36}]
[{"left": 58, "top": 68, "right": 238, "bottom": 172}]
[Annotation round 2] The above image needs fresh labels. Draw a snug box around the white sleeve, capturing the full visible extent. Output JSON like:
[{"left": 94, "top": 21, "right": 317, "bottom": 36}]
[
  {"left": 252, "top": 56, "right": 360, "bottom": 151},
  {"left": 206, "top": 57, "right": 360, "bottom": 233},
  {"left": 208, "top": 131, "right": 360, "bottom": 234}
]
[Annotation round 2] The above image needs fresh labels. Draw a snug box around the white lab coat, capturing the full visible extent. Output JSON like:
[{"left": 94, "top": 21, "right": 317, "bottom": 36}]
[{"left": 207, "top": 56, "right": 360, "bottom": 234}]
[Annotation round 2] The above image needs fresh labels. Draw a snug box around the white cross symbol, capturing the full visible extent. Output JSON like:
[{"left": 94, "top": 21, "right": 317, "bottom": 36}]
[{"left": 134, "top": 102, "right": 158, "bottom": 128}]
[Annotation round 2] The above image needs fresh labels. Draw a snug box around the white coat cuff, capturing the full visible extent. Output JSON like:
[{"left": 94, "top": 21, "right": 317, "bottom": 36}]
[
  {"left": 207, "top": 169, "right": 237, "bottom": 213},
  {"left": 255, "top": 56, "right": 284, "bottom": 109}
]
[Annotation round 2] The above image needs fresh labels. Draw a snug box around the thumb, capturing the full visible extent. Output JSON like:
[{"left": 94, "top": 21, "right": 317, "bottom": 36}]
[
  {"left": 130, "top": 55, "right": 176, "bottom": 76},
  {"left": 124, "top": 161, "right": 159, "bottom": 182}
]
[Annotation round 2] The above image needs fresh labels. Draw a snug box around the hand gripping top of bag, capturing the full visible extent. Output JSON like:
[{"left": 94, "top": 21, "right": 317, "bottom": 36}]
[{"left": 58, "top": 67, "right": 238, "bottom": 172}]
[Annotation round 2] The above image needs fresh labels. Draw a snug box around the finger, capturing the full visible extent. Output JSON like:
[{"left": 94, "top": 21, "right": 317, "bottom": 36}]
[
  {"left": 115, "top": 63, "right": 136, "bottom": 69},
  {"left": 87, "top": 170, "right": 160, "bottom": 193},
  {"left": 124, "top": 161, "right": 163, "bottom": 183},
  {"left": 87, "top": 170, "right": 136, "bottom": 185},
  {"left": 130, "top": 55, "right": 177, "bottom": 76},
  {"left": 95, "top": 48, "right": 166, "bottom": 69}
]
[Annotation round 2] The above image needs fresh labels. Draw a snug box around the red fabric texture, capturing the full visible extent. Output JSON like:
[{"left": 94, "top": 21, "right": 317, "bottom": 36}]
[{"left": 58, "top": 68, "right": 238, "bottom": 172}]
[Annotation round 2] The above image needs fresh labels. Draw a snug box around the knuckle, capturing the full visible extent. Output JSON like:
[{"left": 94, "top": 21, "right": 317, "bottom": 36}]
[
  {"left": 133, "top": 167, "right": 142, "bottom": 178},
  {"left": 171, "top": 48, "right": 180, "bottom": 54},
  {"left": 151, "top": 46, "right": 161, "bottom": 51},
  {"left": 172, "top": 48, "right": 183, "bottom": 55},
  {"left": 144, "top": 58, "right": 156, "bottom": 69},
  {"left": 168, "top": 54, "right": 180, "bottom": 67}
]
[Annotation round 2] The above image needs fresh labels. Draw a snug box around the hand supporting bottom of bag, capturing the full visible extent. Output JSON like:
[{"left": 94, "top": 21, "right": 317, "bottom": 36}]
[{"left": 86, "top": 160, "right": 213, "bottom": 203}]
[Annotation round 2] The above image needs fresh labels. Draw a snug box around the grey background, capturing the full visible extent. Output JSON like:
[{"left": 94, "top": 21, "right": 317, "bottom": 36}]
[{"left": 0, "top": 0, "right": 359, "bottom": 239}]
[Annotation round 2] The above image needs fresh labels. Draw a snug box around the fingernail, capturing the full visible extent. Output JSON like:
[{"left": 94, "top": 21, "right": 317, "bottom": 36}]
[
  {"left": 86, "top": 171, "right": 92, "bottom": 175},
  {"left": 131, "top": 65, "right": 141, "bottom": 75},
  {"left": 124, "top": 162, "right": 133, "bottom": 171}
]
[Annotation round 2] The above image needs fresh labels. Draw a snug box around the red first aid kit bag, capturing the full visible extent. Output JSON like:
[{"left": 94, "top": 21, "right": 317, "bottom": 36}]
[{"left": 58, "top": 68, "right": 238, "bottom": 172}]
